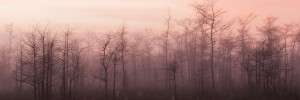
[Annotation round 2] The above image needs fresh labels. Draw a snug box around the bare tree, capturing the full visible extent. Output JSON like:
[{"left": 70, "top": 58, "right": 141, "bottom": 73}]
[
  {"left": 253, "top": 17, "right": 283, "bottom": 99},
  {"left": 220, "top": 33, "right": 236, "bottom": 93},
  {"left": 236, "top": 13, "right": 256, "bottom": 91},
  {"left": 68, "top": 39, "right": 85, "bottom": 100},
  {"left": 22, "top": 25, "right": 39, "bottom": 100},
  {"left": 193, "top": 0, "right": 232, "bottom": 92},
  {"left": 97, "top": 33, "right": 119, "bottom": 100},
  {"left": 162, "top": 9, "right": 172, "bottom": 92},
  {"left": 169, "top": 55, "right": 180, "bottom": 100},
  {"left": 281, "top": 24, "right": 295, "bottom": 91},
  {"left": 112, "top": 52, "right": 120, "bottom": 100},
  {"left": 13, "top": 39, "right": 24, "bottom": 100},
  {"left": 60, "top": 25, "right": 77, "bottom": 100},
  {"left": 115, "top": 23, "right": 128, "bottom": 93},
  {"left": 5, "top": 24, "right": 14, "bottom": 77}
]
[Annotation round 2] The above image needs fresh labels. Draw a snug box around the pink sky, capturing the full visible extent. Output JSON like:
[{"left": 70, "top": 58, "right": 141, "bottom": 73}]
[{"left": 0, "top": 0, "right": 300, "bottom": 44}]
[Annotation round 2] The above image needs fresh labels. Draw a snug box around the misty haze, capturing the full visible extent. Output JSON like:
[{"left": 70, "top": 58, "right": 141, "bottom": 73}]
[{"left": 1, "top": 0, "right": 300, "bottom": 100}]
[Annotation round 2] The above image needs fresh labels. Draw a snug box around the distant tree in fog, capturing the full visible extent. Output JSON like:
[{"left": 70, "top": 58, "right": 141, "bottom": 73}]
[
  {"left": 236, "top": 13, "right": 256, "bottom": 91},
  {"left": 0, "top": 0, "right": 300, "bottom": 100},
  {"left": 252, "top": 17, "right": 283, "bottom": 99},
  {"left": 281, "top": 24, "right": 296, "bottom": 91},
  {"left": 162, "top": 9, "right": 172, "bottom": 93},
  {"left": 115, "top": 23, "right": 128, "bottom": 93}
]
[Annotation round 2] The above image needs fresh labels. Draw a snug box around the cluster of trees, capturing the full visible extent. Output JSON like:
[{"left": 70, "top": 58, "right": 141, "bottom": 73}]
[
  {"left": 0, "top": 0, "right": 300, "bottom": 100},
  {"left": 10, "top": 24, "right": 86, "bottom": 100}
]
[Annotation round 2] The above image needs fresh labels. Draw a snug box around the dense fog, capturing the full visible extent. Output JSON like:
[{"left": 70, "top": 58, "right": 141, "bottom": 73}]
[{"left": 0, "top": 0, "right": 300, "bottom": 100}]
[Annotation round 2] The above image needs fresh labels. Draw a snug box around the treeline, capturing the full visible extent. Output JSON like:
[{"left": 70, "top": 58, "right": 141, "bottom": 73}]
[{"left": 0, "top": 0, "right": 300, "bottom": 100}]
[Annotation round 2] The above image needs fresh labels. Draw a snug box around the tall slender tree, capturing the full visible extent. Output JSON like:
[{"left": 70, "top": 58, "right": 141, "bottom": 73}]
[{"left": 193, "top": 0, "right": 232, "bottom": 92}]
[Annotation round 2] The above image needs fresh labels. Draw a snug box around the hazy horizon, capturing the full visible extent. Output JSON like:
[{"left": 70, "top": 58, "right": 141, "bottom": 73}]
[
  {"left": 0, "top": 0, "right": 300, "bottom": 43},
  {"left": 1, "top": 1, "right": 300, "bottom": 100}
]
